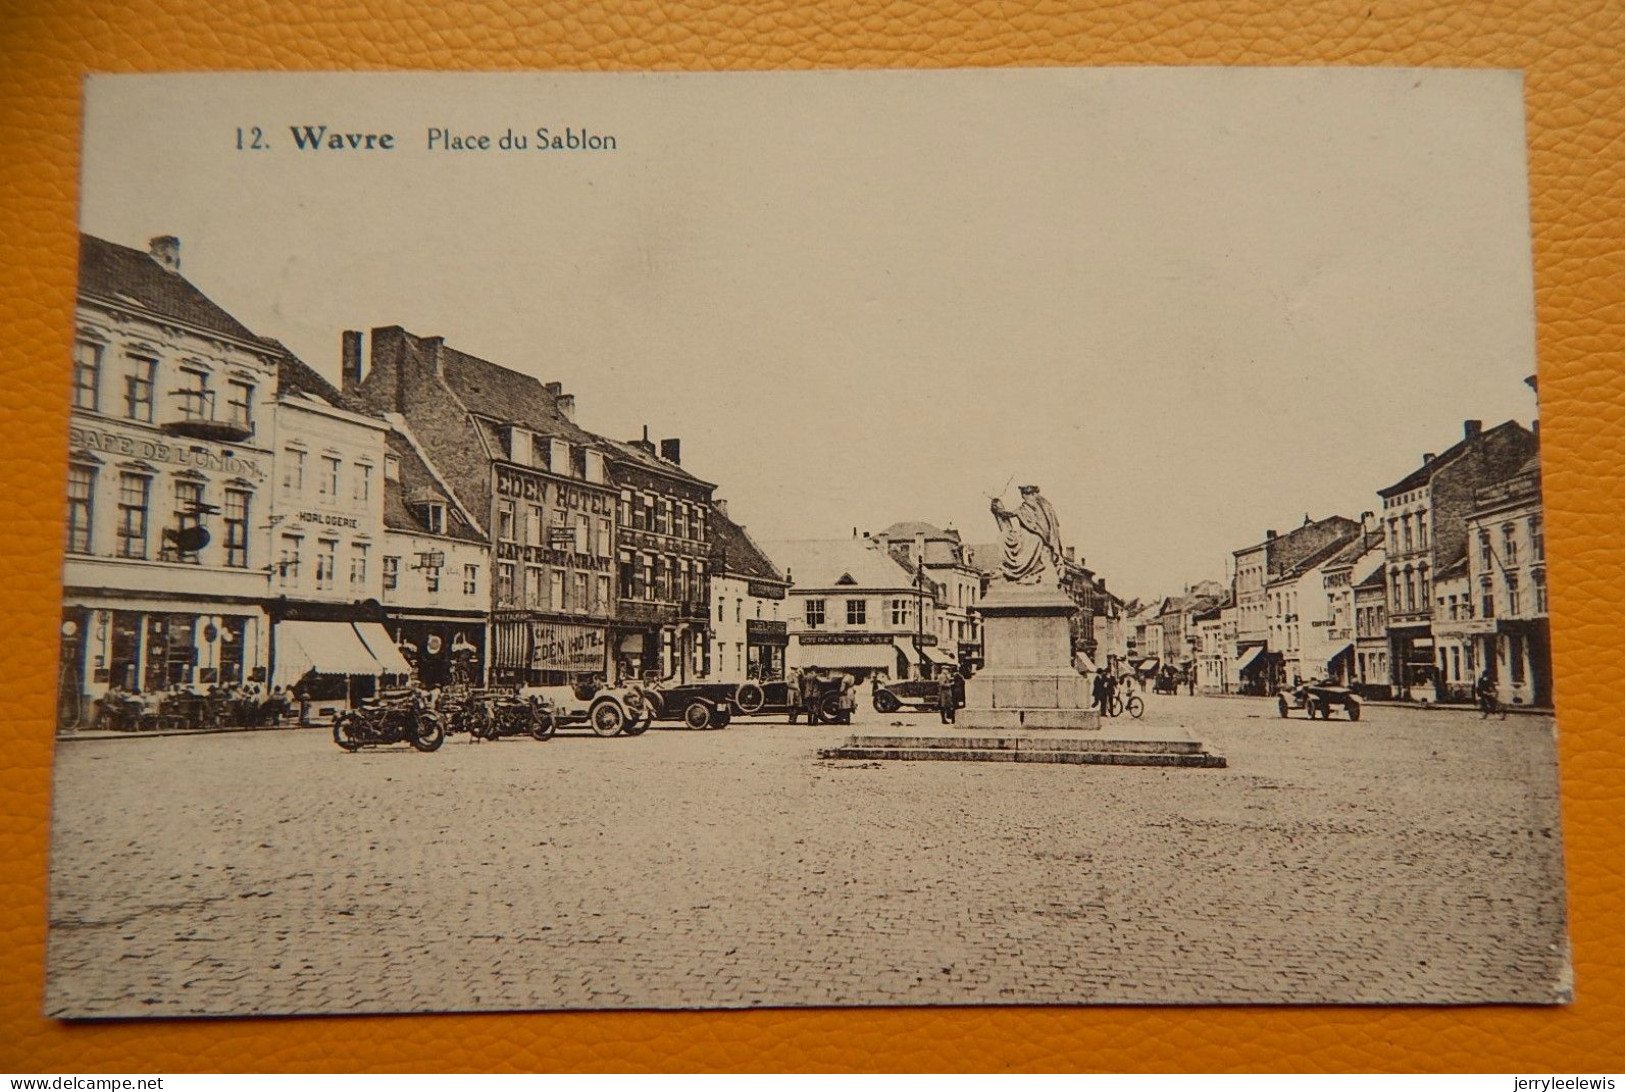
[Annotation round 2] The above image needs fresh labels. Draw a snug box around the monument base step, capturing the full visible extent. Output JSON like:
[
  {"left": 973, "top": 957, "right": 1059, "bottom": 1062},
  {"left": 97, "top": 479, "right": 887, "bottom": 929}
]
[
  {"left": 820, "top": 730, "right": 1226, "bottom": 768},
  {"left": 957, "top": 707, "right": 1101, "bottom": 730}
]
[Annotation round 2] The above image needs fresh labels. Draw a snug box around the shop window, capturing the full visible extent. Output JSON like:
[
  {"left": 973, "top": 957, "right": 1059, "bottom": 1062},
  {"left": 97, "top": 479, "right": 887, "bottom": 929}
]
[
  {"left": 124, "top": 355, "right": 156, "bottom": 422},
  {"left": 116, "top": 472, "right": 150, "bottom": 559},
  {"left": 226, "top": 380, "right": 254, "bottom": 430},
  {"left": 805, "top": 599, "right": 825, "bottom": 628},
  {"left": 846, "top": 599, "right": 867, "bottom": 627},
  {"left": 223, "top": 489, "right": 249, "bottom": 568},
  {"left": 66, "top": 464, "right": 95, "bottom": 554},
  {"left": 218, "top": 616, "right": 247, "bottom": 684},
  {"left": 72, "top": 340, "right": 101, "bottom": 411},
  {"left": 382, "top": 555, "right": 399, "bottom": 591}
]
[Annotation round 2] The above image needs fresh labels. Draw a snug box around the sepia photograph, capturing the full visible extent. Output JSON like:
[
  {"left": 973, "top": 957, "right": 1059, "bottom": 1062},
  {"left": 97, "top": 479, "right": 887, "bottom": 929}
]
[{"left": 45, "top": 68, "right": 1567, "bottom": 1017}]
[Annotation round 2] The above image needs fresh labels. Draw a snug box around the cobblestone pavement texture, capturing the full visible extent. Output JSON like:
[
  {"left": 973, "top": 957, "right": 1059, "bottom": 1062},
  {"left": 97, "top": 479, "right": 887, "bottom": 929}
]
[{"left": 44, "top": 695, "right": 1569, "bottom": 1016}]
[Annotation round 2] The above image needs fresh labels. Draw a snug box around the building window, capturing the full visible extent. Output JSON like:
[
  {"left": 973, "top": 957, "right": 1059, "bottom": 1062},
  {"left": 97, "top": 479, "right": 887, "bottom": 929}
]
[
  {"left": 382, "top": 555, "right": 399, "bottom": 590},
  {"left": 736, "top": 598, "right": 743, "bottom": 624},
  {"left": 597, "top": 517, "right": 612, "bottom": 558},
  {"left": 283, "top": 448, "right": 305, "bottom": 493},
  {"left": 464, "top": 564, "right": 479, "bottom": 595},
  {"left": 349, "top": 543, "right": 369, "bottom": 588},
  {"left": 353, "top": 462, "right": 371, "bottom": 503},
  {"left": 1480, "top": 576, "right": 1495, "bottom": 619},
  {"left": 425, "top": 561, "right": 440, "bottom": 594},
  {"left": 891, "top": 598, "right": 909, "bottom": 626},
  {"left": 116, "top": 472, "right": 150, "bottom": 559},
  {"left": 278, "top": 535, "right": 302, "bottom": 587},
  {"left": 595, "top": 574, "right": 611, "bottom": 614},
  {"left": 619, "top": 553, "right": 635, "bottom": 600},
  {"left": 316, "top": 540, "right": 337, "bottom": 590},
  {"left": 846, "top": 599, "right": 867, "bottom": 626},
  {"left": 319, "top": 456, "right": 340, "bottom": 498},
  {"left": 124, "top": 355, "right": 157, "bottom": 422},
  {"left": 1416, "top": 508, "right": 1429, "bottom": 550},
  {"left": 639, "top": 554, "right": 654, "bottom": 601},
  {"left": 217, "top": 488, "right": 248, "bottom": 567},
  {"left": 584, "top": 450, "right": 605, "bottom": 484},
  {"left": 550, "top": 439, "right": 572, "bottom": 477},
  {"left": 550, "top": 568, "right": 565, "bottom": 611},
  {"left": 1502, "top": 522, "right": 1518, "bottom": 565},
  {"left": 497, "top": 562, "right": 516, "bottom": 604},
  {"left": 526, "top": 504, "right": 544, "bottom": 545},
  {"left": 178, "top": 368, "right": 212, "bottom": 421},
  {"left": 1506, "top": 571, "right": 1521, "bottom": 615},
  {"left": 1533, "top": 568, "right": 1547, "bottom": 613},
  {"left": 497, "top": 500, "right": 516, "bottom": 541},
  {"left": 805, "top": 599, "right": 825, "bottom": 628},
  {"left": 167, "top": 479, "right": 204, "bottom": 563},
  {"left": 66, "top": 464, "right": 96, "bottom": 553},
  {"left": 1478, "top": 529, "right": 1492, "bottom": 572},
  {"left": 574, "top": 572, "right": 588, "bottom": 613},
  {"left": 1531, "top": 515, "right": 1544, "bottom": 561},
  {"left": 1418, "top": 567, "right": 1430, "bottom": 607},
  {"left": 1404, "top": 570, "right": 1416, "bottom": 612},
  {"left": 718, "top": 597, "right": 725, "bottom": 622},
  {"left": 425, "top": 503, "right": 445, "bottom": 535},
  {"left": 1402, "top": 515, "right": 1413, "bottom": 553},
  {"left": 576, "top": 513, "right": 590, "bottom": 555},
  {"left": 72, "top": 341, "right": 101, "bottom": 411},
  {"left": 384, "top": 454, "right": 400, "bottom": 481},
  {"left": 226, "top": 380, "right": 253, "bottom": 429},
  {"left": 655, "top": 497, "right": 670, "bottom": 535},
  {"left": 524, "top": 565, "right": 543, "bottom": 606}
]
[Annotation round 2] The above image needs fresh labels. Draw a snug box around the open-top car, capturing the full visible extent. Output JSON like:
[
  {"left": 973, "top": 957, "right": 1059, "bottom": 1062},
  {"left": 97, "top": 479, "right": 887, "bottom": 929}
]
[
  {"left": 639, "top": 678, "right": 811, "bottom": 728},
  {"left": 518, "top": 680, "right": 649, "bottom": 737},
  {"left": 870, "top": 677, "right": 942, "bottom": 714},
  {"left": 1277, "top": 682, "right": 1362, "bottom": 721}
]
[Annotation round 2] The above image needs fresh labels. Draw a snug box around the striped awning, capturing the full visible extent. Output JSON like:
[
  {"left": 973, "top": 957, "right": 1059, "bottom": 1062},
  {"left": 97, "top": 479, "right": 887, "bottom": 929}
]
[{"left": 494, "top": 620, "right": 532, "bottom": 669}]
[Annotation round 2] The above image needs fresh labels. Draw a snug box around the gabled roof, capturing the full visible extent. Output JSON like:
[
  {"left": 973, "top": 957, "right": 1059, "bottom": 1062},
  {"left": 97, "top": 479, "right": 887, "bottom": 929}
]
[
  {"left": 270, "top": 341, "right": 374, "bottom": 415},
  {"left": 602, "top": 436, "right": 715, "bottom": 489},
  {"left": 760, "top": 538, "right": 917, "bottom": 592},
  {"left": 879, "top": 520, "right": 954, "bottom": 541},
  {"left": 1271, "top": 531, "right": 1361, "bottom": 585},
  {"left": 1355, "top": 565, "right": 1388, "bottom": 591},
  {"left": 1437, "top": 554, "right": 1471, "bottom": 582},
  {"left": 78, "top": 234, "right": 260, "bottom": 345},
  {"left": 1377, "top": 420, "right": 1530, "bottom": 498},
  {"left": 709, "top": 503, "right": 785, "bottom": 584},
  {"left": 1321, "top": 531, "right": 1379, "bottom": 573},
  {"left": 437, "top": 343, "right": 601, "bottom": 450},
  {"left": 383, "top": 429, "right": 485, "bottom": 545}
]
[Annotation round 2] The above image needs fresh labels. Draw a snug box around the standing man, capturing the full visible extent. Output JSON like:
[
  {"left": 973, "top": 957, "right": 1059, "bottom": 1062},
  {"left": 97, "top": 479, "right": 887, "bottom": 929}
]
[{"left": 1092, "top": 668, "right": 1109, "bottom": 715}]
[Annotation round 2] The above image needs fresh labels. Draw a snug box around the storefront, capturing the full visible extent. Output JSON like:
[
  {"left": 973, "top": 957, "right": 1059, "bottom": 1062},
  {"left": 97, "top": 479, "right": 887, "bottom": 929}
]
[
  {"left": 533, "top": 620, "right": 609, "bottom": 684},
  {"left": 58, "top": 600, "right": 268, "bottom": 728},
  {"left": 745, "top": 618, "right": 788, "bottom": 680},
  {"left": 789, "top": 633, "right": 916, "bottom": 683},
  {"left": 387, "top": 616, "right": 485, "bottom": 688}
]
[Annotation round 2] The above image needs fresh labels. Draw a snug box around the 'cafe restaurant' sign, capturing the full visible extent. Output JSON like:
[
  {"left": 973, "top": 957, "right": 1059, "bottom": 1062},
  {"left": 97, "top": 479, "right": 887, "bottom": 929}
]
[{"left": 69, "top": 424, "right": 266, "bottom": 482}]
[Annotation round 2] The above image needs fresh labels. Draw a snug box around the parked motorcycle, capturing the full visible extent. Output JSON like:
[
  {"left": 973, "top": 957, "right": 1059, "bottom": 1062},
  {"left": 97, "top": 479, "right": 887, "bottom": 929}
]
[
  {"left": 332, "top": 689, "right": 445, "bottom": 752},
  {"left": 466, "top": 690, "right": 554, "bottom": 742}
]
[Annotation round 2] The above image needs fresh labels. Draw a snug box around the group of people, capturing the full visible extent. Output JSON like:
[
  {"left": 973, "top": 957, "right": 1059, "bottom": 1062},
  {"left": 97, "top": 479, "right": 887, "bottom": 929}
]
[
  {"left": 787, "top": 666, "right": 857, "bottom": 724},
  {"left": 89, "top": 679, "right": 295, "bottom": 731}
]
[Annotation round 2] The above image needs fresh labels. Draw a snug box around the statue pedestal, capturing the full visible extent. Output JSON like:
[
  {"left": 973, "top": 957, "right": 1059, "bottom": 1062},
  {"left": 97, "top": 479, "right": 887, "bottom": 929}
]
[{"left": 963, "top": 581, "right": 1099, "bottom": 730}]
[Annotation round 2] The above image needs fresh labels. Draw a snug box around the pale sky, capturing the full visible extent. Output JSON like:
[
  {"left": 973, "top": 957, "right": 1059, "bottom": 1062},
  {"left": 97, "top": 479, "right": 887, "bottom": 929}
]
[{"left": 79, "top": 69, "right": 1540, "bottom": 603}]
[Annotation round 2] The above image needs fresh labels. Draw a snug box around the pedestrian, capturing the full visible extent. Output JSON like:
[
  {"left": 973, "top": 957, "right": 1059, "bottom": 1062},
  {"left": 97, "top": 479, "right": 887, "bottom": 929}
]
[
  {"left": 938, "top": 668, "right": 961, "bottom": 725},
  {"left": 785, "top": 667, "right": 802, "bottom": 724},
  {"left": 1092, "top": 668, "right": 1109, "bottom": 714}
]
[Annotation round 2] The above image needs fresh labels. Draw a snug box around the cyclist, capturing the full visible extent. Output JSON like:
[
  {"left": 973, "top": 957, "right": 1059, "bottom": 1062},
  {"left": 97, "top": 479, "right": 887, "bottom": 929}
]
[{"left": 1474, "top": 671, "right": 1498, "bottom": 716}]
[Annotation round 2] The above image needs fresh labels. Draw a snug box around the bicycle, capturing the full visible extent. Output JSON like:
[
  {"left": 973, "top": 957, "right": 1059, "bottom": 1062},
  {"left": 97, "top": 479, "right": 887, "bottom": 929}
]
[{"left": 1106, "top": 693, "right": 1145, "bottom": 719}]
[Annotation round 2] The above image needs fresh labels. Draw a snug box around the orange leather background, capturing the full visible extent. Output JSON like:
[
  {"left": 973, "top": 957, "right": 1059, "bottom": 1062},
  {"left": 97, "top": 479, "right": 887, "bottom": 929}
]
[{"left": 3, "top": 0, "right": 1622, "bottom": 1073}]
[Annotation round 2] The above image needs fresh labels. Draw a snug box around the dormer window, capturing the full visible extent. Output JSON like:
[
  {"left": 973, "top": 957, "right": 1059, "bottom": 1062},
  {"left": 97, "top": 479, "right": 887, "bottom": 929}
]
[
  {"left": 550, "top": 439, "right": 571, "bottom": 477},
  {"left": 384, "top": 454, "right": 400, "bottom": 481},
  {"left": 584, "top": 449, "right": 605, "bottom": 484},
  {"left": 426, "top": 503, "right": 446, "bottom": 535}
]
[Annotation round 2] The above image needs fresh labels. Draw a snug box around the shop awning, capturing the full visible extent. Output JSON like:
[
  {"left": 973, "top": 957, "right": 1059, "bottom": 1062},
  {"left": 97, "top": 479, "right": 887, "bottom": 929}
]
[
  {"left": 493, "top": 620, "right": 531, "bottom": 669},
  {"left": 921, "top": 645, "right": 955, "bottom": 665},
  {"left": 892, "top": 637, "right": 926, "bottom": 665},
  {"left": 1325, "top": 642, "right": 1355, "bottom": 669},
  {"left": 355, "top": 622, "right": 414, "bottom": 677},
  {"left": 1074, "top": 652, "right": 1097, "bottom": 674},
  {"left": 274, "top": 620, "right": 385, "bottom": 685},
  {"left": 794, "top": 640, "right": 898, "bottom": 671},
  {"left": 1234, "top": 645, "right": 1267, "bottom": 674}
]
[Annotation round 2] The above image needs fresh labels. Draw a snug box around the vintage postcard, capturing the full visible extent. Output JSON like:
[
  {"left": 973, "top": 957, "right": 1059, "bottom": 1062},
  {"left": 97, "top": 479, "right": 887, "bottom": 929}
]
[{"left": 45, "top": 69, "right": 1568, "bottom": 1016}]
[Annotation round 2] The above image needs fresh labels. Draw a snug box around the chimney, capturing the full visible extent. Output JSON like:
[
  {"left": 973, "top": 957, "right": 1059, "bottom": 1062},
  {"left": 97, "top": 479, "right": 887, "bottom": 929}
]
[
  {"left": 556, "top": 394, "right": 576, "bottom": 422},
  {"left": 148, "top": 235, "right": 181, "bottom": 272},
  {"left": 544, "top": 381, "right": 563, "bottom": 396},
  {"left": 915, "top": 531, "right": 927, "bottom": 565},
  {"left": 1464, "top": 419, "right": 1483, "bottom": 440},
  {"left": 1065, "top": 546, "right": 1076, "bottom": 562},
  {"left": 630, "top": 425, "right": 656, "bottom": 456},
  {"left": 715, "top": 498, "right": 728, "bottom": 518},
  {"left": 341, "top": 330, "right": 364, "bottom": 388},
  {"left": 660, "top": 438, "right": 681, "bottom": 464},
  {"left": 1266, "top": 530, "right": 1277, "bottom": 540},
  {"left": 423, "top": 336, "right": 445, "bottom": 377},
  {"left": 1422, "top": 452, "right": 1436, "bottom": 465}
]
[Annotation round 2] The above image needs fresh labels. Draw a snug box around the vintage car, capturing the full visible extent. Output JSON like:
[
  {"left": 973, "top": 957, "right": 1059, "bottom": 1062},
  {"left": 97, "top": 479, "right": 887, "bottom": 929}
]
[
  {"left": 1277, "top": 682, "right": 1362, "bottom": 721},
  {"left": 517, "top": 681, "right": 649, "bottom": 737},
  {"left": 870, "top": 677, "right": 940, "bottom": 714},
  {"left": 639, "top": 678, "right": 815, "bottom": 728}
]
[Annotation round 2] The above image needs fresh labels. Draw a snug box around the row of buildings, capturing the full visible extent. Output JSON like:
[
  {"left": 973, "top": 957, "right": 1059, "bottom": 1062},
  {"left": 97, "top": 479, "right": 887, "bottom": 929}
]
[
  {"left": 58, "top": 232, "right": 800, "bottom": 725},
  {"left": 67, "top": 233, "right": 1139, "bottom": 722},
  {"left": 1172, "top": 409, "right": 1549, "bottom": 707}
]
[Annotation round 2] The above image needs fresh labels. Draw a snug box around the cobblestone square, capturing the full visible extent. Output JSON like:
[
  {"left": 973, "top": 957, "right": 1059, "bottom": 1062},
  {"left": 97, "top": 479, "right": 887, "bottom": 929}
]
[{"left": 44, "top": 695, "right": 1568, "bottom": 1017}]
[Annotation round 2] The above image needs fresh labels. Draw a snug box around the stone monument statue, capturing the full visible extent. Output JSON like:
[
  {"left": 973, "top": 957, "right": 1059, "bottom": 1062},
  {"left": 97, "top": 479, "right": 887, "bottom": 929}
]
[{"left": 989, "top": 485, "right": 1064, "bottom": 586}]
